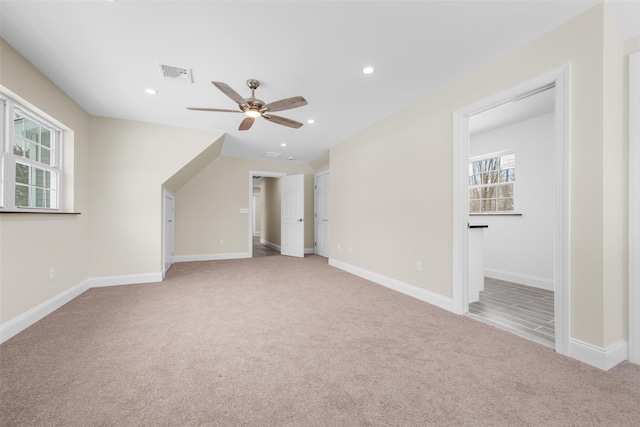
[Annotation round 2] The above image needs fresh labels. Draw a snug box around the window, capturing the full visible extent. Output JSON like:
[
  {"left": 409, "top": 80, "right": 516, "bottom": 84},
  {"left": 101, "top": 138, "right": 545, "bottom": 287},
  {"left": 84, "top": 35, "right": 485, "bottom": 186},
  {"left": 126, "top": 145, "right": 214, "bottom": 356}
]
[
  {"left": 469, "top": 152, "right": 515, "bottom": 213},
  {"left": 1, "top": 95, "right": 62, "bottom": 210}
]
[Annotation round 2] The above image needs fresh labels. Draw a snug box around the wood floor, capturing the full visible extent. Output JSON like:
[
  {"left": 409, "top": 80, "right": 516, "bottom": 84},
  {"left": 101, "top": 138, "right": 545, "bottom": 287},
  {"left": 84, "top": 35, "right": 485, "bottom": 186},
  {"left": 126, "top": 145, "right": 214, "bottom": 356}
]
[
  {"left": 467, "top": 278, "right": 555, "bottom": 348},
  {"left": 252, "top": 236, "right": 280, "bottom": 257}
]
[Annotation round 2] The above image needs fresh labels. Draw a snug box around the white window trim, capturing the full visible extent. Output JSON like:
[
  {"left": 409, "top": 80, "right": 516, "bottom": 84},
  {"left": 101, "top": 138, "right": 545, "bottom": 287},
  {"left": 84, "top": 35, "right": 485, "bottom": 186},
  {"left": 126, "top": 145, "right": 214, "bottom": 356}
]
[
  {"left": 468, "top": 150, "right": 516, "bottom": 214},
  {"left": 0, "top": 93, "right": 63, "bottom": 212}
]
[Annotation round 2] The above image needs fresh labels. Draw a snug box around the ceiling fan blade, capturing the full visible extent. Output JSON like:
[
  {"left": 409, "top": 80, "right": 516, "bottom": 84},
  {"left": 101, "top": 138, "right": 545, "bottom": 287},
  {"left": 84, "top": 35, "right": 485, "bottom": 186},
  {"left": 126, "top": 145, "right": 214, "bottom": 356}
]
[
  {"left": 263, "top": 114, "right": 303, "bottom": 129},
  {"left": 187, "top": 107, "right": 242, "bottom": 113},
  {"left": 263, "top": 96, "right": 308, "bottom": 113},
  {"left": 212, "top": 81, "right": 247, "bottom": 106},
  {"left": 239, "top": 116, "right": 255, "bottom": 131}
]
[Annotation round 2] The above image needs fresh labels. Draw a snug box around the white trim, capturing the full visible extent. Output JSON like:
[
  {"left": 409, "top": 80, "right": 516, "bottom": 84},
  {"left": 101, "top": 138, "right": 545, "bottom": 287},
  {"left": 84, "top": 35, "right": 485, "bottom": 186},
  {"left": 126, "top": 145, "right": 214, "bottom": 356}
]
[
  {"left": 314, "top": 170, "right": 330, "bottom": 256},
  {"left": 260, "top": 239, "right": 280, "bottom": 251},
  {"left": 484, "top": 268, "right": 554, "bottom": 291},
  {"left": 256, "top": 239, "right": 314, "bottom": 255},
  {"left": 629, "top": 51, "right": 640, "bottom": 364},
  {"left": 452, "top": 104, "right": 469, "bottom": 315},
  {"left": 90, "top": 272, "right": 163, "bottom": 288},
  {"left": 248, "top": 170, "right": 286, "bottom": 257},
  {"left": 2, "top": 272, "right": 162, "bottom": 343},
  {"left": 553, "top": 65, "right": 572, "bottom": 356},
  {"left": 0, "top": 93, "right": 63, "bottom": 211},
  {"left": 329, "top": 258, "right": 453, "bottom": 312},
  {"left": 0, "top": 279, "right": 91, "bottom": 344},
  {"left": 569, "top": 338, "right": 628, "bottom": 371},
  {"left": 173, "top": 252, "right": 250, "bottom": 262},
  {"left": 163, "top": 190, "right": 175, "bottom": 278},
  {"left": 452, "top": 65, "right": 571, "bottom": 356}
]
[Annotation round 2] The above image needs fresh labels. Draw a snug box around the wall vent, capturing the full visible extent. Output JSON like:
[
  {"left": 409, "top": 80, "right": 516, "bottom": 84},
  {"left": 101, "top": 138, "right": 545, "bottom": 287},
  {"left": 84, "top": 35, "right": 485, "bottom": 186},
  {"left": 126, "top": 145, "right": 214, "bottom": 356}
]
[
  {"left": 264, "top": 152, "right": 283, "bottom": 158},
  {"left": 158, "top": 64, "right": 192, "bottom": 83}
]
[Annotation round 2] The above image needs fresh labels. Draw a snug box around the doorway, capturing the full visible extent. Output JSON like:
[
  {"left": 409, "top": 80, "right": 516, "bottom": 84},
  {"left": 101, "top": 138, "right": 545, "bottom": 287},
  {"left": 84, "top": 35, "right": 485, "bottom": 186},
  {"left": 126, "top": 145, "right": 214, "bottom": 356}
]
[
  {"left": 466, "top": 86, "right": 556, "bottom": 348},
  {"left": 249, "top": 171, "right": 286, "bottom": 258},
  {"left": 630, "top": 51, "right": 640, "bottom": 364},
  {"left": 315, "top": 170, "right": 330, "bottom": 258},
  {"left": 163, "top": 191, "right": 175, "bottom": 277},
  {"left": 251, "top": 176, "right": 279, "bottom": 257},
  {"left": 452, "top": 65, "right": 571, "bottom": 355},
  {"left": 247, "top": 171, "right": 305, "bottom": 258}
]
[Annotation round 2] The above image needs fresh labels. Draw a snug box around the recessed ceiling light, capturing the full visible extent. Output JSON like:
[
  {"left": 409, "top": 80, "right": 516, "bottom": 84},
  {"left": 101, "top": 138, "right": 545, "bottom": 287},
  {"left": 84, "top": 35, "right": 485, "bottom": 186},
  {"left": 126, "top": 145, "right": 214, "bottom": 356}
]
[
  {"left": 362, "top": 66, "right": 374, "bottom": 75},
  {"left": 145, "top": 88, "right": 158, "bottom": 95},
  {"left": 281, "top": 143, "right": 287, "bottom": 147},
  {"left": 307, "top": 119, "right": 315, "bottom": 124}
]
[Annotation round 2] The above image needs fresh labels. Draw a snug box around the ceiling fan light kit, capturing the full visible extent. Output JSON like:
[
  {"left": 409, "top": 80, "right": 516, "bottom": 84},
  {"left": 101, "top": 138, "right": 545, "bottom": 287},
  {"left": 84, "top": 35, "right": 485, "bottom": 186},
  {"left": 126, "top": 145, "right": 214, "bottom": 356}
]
[{"left": 187, "top": 79, "right": 307, "bottom": 131}]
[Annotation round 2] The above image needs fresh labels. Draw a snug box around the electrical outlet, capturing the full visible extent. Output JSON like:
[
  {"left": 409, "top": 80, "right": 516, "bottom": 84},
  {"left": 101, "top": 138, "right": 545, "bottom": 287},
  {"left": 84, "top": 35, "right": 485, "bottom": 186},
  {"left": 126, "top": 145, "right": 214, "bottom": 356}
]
[
  {"left": 417, "top": 261, "right": 422, "bottom": 272},
  {"left": 49, "top": 268, "right": 55, "bottom": 281},
  {"left": 219, "top": 240, "right": 224, "bottom": 246}
]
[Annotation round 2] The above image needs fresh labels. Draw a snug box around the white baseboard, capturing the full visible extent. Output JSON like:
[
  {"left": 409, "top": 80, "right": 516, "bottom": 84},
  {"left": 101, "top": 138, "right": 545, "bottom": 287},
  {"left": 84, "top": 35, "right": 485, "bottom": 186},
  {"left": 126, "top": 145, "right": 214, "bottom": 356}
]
[
  {"left": 259, "top": 239, "right": 313, "bottom": 255},
  {"left": 0, "top": 279, "right": 91, "bottom": 344},
  {"left": 1, "top": 272, "right": 164, "bottom": 342},
  {"left": 4, "top": 262, "right": 628, "bottom": 372},
  {"left": 485, "top": 268, "right": 554, "bottom": 291},
  {"left": 173, "top": 252, "right": 251, "bottom": 262},
  {"left": 260, "top": 239, "right": 280, "bottom": 251},
  {"left": 90, "top": 272, "right": 163, "bottom": 287},
  {"left": 328, "top": 258, "right": 453, "bottom": 312},
  {"left": 569, "top": 338, "right": 628, "bottom": 371}
]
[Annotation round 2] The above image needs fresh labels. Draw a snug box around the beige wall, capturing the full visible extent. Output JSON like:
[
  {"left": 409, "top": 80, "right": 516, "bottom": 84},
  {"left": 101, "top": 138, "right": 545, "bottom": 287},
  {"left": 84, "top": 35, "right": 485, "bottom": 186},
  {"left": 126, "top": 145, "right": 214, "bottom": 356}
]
[
  {"left": 601, "top": 5, "right": 627, "bottom": 346},
  {"left": 89, "top": 117, "right": 223, "bottom": 277},
  {"left": 329, "top": 4, "right": 628, "bottom": 348},
  {"left": 253, "top": 186, "right": 262, "bottom": 235},
  {"left": 309, "top": 152, "right": 330, "bottom": 173},
  {"left": 262, "top": 177, "right": 281, "bottom": 246},
  {"left": 0, "top": 39, "right": 92, "bottom": 324},
  {"left": 174, "top": 157, "right": 314, "bottom": 257},
  {"left": 626, "top": 36, "right": 640, "bottom": 55}
]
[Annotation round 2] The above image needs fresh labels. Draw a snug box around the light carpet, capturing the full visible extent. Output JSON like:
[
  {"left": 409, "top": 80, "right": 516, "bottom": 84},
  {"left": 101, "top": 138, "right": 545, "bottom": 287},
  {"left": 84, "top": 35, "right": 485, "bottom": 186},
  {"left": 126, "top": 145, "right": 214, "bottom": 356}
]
[{"left": 1, "top": 255, "right": 639, "bottom": 426}]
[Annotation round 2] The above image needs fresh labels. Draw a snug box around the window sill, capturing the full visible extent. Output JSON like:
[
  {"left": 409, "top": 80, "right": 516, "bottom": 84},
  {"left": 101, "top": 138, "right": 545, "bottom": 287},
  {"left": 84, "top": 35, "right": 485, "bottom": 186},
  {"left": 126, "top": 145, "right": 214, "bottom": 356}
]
[
  {"left": 469, "top": 213, "right": 522, "bottom": 216},
  {"left": 0, "top": 210, "right": 81, "bottom": 215}
]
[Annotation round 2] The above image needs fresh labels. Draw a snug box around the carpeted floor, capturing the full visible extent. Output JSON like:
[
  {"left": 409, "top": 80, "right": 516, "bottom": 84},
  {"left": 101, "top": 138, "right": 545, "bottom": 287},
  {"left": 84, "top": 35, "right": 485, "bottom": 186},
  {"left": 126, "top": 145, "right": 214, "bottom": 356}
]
[{"left": 1, "top": 255, "right": 639, "bottom": 426}]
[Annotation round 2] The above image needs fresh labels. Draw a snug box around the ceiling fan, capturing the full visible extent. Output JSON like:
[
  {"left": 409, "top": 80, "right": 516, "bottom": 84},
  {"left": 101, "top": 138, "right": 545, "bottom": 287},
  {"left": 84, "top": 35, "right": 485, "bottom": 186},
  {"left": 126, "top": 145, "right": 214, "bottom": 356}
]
[{"left": 187, "top": 79, "right": 308, "bottom": 131}]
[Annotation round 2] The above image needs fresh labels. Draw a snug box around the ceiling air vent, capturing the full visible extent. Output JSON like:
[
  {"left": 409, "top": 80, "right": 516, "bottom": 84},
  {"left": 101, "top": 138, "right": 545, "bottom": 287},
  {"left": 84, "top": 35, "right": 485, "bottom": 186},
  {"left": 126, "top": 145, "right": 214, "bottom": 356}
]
[
  {"left": 158, "top": 64, "right": 192, "bottom": 84},
  {"left": 264, "top": 152, "right": 283, "bottom": 158}
]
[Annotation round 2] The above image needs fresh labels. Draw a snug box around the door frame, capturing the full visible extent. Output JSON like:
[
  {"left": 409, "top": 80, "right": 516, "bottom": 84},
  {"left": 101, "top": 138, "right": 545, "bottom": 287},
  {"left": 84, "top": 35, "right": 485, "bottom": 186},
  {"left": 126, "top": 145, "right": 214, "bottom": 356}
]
[
  {"left": 248, "top": 170, "right": 286, "bottom": 257},
  {"left": 314, "top": 170, "right": 330, "bottom": 257},
  {"left": 452, "top": 64, "right": 571, "bottom": 355},
  {"left": 163, "top": 190, "right": 175, "bottom": 278},
  {"left": 280, "top": 174, "right": 305, "bottom": 258},
  {"left": 629, "top": 51, "right": 640, "bottom": 364}
]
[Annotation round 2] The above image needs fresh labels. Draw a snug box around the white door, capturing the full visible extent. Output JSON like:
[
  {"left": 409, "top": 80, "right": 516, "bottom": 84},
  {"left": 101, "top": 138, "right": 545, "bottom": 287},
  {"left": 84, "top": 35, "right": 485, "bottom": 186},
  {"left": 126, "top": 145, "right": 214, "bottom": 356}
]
[
  {"left": 281, "top": 174, "right": 305, "bottom": 258},
  {"left": 315, "top": 172, "right": 330, "bottom": 258},
  {"left": 164, "top": 192, "right": 175, "bottom": 276}
]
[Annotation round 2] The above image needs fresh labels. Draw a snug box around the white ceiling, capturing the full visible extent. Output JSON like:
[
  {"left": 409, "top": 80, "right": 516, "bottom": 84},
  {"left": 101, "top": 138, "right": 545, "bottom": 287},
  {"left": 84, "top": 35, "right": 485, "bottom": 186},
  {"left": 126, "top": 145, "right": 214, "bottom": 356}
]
[
  {"left": 1, "top": 1, "right": 638, "bottom": 163},
  {"left": 469, "top": 87, "right": 555, "bottom": 136}
]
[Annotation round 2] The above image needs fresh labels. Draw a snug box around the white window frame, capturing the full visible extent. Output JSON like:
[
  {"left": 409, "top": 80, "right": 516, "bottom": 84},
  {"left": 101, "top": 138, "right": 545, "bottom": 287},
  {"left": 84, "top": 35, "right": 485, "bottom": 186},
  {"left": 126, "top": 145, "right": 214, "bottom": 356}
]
[
  {"left": 0, "top": 94, "right": 63, "bottom": 211},
  {"left": 468, "top": 150, "right": 516, "bottom": 214}
]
